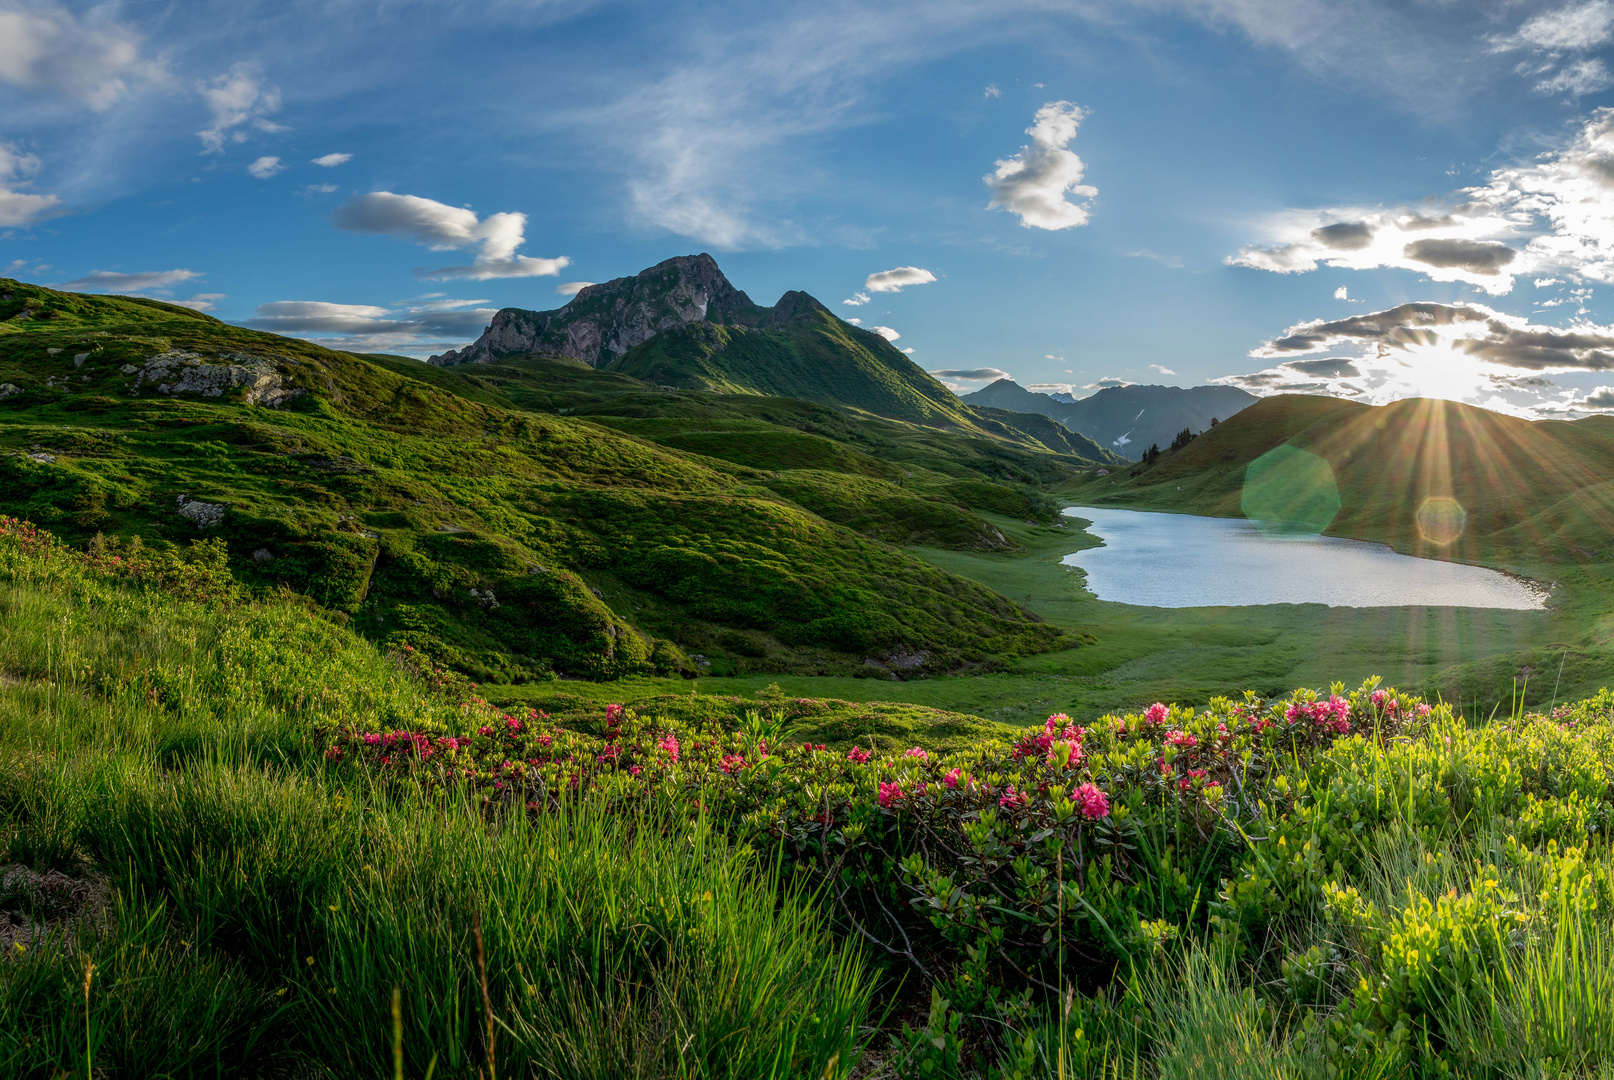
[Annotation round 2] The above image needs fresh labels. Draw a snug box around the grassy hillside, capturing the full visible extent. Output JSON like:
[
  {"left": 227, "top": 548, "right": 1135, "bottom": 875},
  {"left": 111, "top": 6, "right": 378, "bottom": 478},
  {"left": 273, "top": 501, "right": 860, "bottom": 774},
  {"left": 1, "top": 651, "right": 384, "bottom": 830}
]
[
  {"left": 605, "top": 295, "right": 980, "bottom": 426},
  {"left": 1062, "top": 394, "right": 1614, "bottom": 565},
  {"left": 0, "top": 277, "right": 1076, "bottom": 682},
  {"left": 10, "top": 521, "right": 1614, "bottom": 1077}
]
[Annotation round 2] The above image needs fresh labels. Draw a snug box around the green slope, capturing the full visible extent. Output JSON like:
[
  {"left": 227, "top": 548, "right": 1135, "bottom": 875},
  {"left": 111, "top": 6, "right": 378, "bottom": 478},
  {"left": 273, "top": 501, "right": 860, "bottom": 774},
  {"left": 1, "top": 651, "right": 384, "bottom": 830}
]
[
  {"left": 0, "top": 277, "right": 1073, "bottom": 682},
  {"left": 605, "top": 294, "right": 978, "bottom": 427}
]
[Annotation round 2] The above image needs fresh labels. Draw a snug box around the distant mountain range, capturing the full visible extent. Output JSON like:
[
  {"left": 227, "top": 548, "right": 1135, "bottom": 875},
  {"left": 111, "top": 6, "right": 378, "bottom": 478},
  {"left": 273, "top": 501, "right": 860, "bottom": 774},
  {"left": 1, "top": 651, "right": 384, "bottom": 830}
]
[{"left": 960, "top": 379, "right": 1258, "bottom": 459}]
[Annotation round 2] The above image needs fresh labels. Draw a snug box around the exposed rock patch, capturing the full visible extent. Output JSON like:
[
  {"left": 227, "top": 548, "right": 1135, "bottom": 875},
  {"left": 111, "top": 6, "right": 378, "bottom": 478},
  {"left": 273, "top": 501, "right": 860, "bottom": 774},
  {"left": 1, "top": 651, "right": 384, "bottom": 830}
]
[
  {"left": 176, "top": 495, "right": 225, "bottom": 528},
  {"left": 0, "top": 383, "right": 20, "bottom": 401},
  {"left": 129, "top": 350, "right": 302, "bottom": 407}
]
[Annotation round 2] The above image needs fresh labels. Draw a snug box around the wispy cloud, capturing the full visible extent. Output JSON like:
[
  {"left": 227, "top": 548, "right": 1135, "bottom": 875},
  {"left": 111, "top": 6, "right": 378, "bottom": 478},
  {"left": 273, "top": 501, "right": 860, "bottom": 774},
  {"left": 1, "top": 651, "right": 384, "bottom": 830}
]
[
  {"left": 243, "top": 295, "right": 501, "bottom": 355},
  {"left": 311, "top": 152, "right": 352, "bottom": 167},
  {"left": 248, "top": 155, "right": 282, "bottom": 179},
  {"left": 197, "top": 62, "right": 283, "bottom": 154},
  {"left": 0, "top": 5, "right": 158, "bottom": 110}
]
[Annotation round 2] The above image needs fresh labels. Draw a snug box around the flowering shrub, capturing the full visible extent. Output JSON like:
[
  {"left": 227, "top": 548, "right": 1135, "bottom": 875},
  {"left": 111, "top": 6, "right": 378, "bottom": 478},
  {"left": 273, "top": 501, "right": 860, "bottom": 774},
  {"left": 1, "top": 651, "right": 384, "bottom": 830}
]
[
  {"left": 0, "top": 516, "right": 238, "bottom": 605},
  {"left": 320, "top": 676, "right": 1435, "bottom": 991}
]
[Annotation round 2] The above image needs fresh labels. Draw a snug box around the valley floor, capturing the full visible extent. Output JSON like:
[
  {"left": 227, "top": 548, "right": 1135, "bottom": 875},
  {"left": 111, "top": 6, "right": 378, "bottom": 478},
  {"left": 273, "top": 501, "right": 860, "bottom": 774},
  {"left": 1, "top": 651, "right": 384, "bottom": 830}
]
[{"left": 489, "top": 511, "right": 1610, "bottom": 727}]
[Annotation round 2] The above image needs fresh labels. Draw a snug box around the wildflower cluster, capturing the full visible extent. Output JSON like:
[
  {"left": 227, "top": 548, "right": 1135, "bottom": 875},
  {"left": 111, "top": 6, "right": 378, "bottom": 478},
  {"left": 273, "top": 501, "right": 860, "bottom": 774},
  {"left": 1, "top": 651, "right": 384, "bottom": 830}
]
[{"left": 323, "top": 676, "right": 1433, "bottom": 988}]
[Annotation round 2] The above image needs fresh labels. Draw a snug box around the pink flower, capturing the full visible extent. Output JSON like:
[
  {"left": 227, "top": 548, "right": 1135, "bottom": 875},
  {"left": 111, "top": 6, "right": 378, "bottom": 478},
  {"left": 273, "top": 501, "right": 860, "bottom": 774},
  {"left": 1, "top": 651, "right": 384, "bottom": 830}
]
[
  {"left": 478, "top": 725, "right": 495, "bottom": 738},
  {"left": 847, "top": 746, "right": 872, "bottom": 764},
  {"left": 1144, "top": 703, "right": 1169, "bottom": 726},
  {"left": 605, "top": 703, "right": 623, "bottom": 725},
  {"left": 628, "top": 765, "right": 642, "bottom": 777},
  {"left": 1417, "top": 703, "right": 1432, "bottom": 716},
  {"left": 943, "top": 767, "right": 962, "bottom": 789},
  {"left": 878, "top": 781, "right": 904, "bottom": 808},
  {"left": 904, "top": 747, "right": 929, "bottom": 761},
  {"left": 719, "top": 753, "right": 747, "bottom": 774},
  {"left": 999, "top": 785, "right": 1030, "bottom": 809},
  {"left": 1165, "top": 730, "right": 1198, "bottom": 750},
  {"left": 1072, "top": 782, "right": 1110, "bottom": 819},
  {"left": 657, "top": 734, "right": 681, "bottom": 763},
  {"left": 505, "top": 717, "right": 523, "bottom": 734},
  {"left": 362, "top": 732, "right": 381, "bottom": 746},
  {"left": 324, "top": 745, "right": 344, "bottom": 761},
  {"left": 537, "top": 734, "right": 552, "bottom": 748}
]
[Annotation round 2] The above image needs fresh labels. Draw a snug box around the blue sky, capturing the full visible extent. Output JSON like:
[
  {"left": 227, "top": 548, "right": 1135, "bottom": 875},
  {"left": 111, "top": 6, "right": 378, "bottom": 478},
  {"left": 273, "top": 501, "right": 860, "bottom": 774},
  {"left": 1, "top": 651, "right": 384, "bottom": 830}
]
[{"left": 6, "top": 0, "right": 1614, "bottom": 417}]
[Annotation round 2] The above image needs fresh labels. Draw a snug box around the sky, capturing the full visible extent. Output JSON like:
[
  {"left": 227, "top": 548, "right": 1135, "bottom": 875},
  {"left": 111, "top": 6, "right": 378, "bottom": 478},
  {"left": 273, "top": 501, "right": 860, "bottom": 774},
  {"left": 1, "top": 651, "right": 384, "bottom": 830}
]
[{"left": 6, "top": 1, "right": 1614, "bottom": 418}]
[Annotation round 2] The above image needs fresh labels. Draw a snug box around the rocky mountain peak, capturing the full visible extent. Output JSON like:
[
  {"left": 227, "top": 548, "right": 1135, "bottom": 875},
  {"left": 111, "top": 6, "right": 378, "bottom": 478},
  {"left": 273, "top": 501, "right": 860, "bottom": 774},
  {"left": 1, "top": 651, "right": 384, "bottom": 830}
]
[{"left": 429, "top": 252, "right": 768, "bottom": 368}]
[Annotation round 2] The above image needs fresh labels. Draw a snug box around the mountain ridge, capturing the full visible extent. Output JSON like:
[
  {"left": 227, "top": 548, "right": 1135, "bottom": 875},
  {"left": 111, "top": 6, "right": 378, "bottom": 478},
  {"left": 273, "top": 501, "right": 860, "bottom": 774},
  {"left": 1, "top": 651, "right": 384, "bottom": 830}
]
[{"left": 962, "top": 379, "right": 1258, "bottom": 458}]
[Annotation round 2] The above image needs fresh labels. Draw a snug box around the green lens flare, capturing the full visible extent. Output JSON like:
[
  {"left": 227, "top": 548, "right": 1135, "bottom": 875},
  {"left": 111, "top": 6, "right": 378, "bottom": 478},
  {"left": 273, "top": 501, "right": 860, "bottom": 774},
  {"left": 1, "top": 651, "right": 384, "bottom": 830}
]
[{"left": 1240, "top": 445, "right": 1341, "bottom": 535}]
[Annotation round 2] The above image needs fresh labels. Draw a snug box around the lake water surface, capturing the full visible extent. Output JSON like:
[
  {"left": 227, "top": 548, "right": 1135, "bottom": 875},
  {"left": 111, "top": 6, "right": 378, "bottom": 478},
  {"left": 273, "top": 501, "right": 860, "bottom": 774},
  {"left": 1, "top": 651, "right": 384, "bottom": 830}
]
[{"left": 1061, "top": 507, "right": 1547, "bottom": 610}]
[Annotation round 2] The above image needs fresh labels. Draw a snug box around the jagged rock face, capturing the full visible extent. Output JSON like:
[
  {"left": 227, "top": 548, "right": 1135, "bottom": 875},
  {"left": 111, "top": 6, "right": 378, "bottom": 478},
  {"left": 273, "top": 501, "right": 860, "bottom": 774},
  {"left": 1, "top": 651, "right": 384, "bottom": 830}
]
[{"left": 429, "top": 253, "right": 767, "bottom": 368}]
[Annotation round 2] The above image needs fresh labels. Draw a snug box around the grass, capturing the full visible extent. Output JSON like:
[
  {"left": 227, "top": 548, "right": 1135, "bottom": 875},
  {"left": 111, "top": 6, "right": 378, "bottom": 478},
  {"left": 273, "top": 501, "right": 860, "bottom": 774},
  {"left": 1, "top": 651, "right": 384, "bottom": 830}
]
[
  {"left": 0, "top": 275, "right": 1090, "bottom": 683},
  {"left": 0, "top": 547, "right": 873, "bottom": 1078},
  {"left": 10, "top": 523, "right": 1614, "bottom": 1076}
]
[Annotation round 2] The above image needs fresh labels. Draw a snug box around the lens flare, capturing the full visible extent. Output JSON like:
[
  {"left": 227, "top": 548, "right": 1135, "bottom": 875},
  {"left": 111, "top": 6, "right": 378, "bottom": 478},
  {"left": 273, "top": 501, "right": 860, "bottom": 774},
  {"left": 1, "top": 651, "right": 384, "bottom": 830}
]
[
  {"left": 1241, "top": 445, "right": 1341, "bottom": 535},
  {"left": 1416, "top": 496, "right": 1467, "bottom": 545}
]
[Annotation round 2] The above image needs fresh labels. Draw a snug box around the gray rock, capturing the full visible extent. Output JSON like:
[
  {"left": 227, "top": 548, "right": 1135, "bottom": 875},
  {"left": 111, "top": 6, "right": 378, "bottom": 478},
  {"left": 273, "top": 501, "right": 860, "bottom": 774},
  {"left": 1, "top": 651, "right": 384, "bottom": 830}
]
[
  {"left": 73, "top": 353, "right": 89, "bottom": 367},
  {"left": 0, "top": 383, "right": 19, "bottom": 401},
  {"left": 428, "top": 253, "right": 766, "bottom": 368},
  {"left": 129, "top": 350, "right": 302, "bottom": 407},
  {"left": 175, "top": 495, "right": 225, "bottom": 529},
  {"left": 251, "top": 548, "right": 274, "bottom": 563}
]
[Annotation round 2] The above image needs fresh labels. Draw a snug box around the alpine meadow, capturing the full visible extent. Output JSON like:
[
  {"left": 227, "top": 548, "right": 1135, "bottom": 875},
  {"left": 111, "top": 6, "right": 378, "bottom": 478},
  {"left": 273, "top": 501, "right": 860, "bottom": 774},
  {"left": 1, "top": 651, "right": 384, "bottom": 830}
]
[{"left": 8, "top": 3, "right": 1614, "bottom": 1078}]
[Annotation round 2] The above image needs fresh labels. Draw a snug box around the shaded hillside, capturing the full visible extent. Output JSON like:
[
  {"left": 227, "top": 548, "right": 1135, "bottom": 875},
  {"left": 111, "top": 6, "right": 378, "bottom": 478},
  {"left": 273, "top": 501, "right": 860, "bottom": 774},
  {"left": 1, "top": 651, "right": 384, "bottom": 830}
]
[
  {"left": 605, "top": 293, "right": 977, "bottom": 427},
  {"left": 0, "top": 276, "right": 1074, "bottom": 682},
  {"left": 1062, "top": 393, "right": 1614, "bottom": 566},
  {"left": 962, "top": 379, "right": 1257, "bottom": 458}
]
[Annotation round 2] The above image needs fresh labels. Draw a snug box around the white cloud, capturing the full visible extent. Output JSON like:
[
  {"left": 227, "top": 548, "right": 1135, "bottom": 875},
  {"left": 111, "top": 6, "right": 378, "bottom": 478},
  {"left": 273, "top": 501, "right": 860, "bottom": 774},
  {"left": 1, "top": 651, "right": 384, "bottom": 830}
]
[
  {"left": 931, "top": 366, "right": 1011, "bottom": 380},
  {"left": 984, "top": 83, "right": 1002, "bottom": 98},
  {"left": 0, "top": 6, "right": 154, "bottom": 110},
  {"left": 869, "top": 325, "right": 900, "bottom": 341},
  {"left": 902, "top": 346, "right": 915, "bottom": 354},
  {"left": 0, "top": 142, "right": 60, "bottom": 227},
  {"left": 985, "top": 100, "right": 1097, "bottom": 230},
  {"left": 302, "top": 183, "right": 339, "bottom": 195},
  {"left": 846, "top": 317, "right": 861, "bottom": 325},
  {"left": 1226, "top": 109, "right": 1614, "bottom": 294},
  {"left": 864, "top": 266, "right": 937, "bottom": 293},
  {"left": 61, "top": 269, "right": 199, "bottom": 294},
  {"left": 311, "top": 153, "right": 353, "bottom": 167},
  {"left": 1149, "top": 364, "right": 1177, "bottom": 375},
  {"left": 556, "top": 281, "right": 595, "bottom": 296},
  {"left": 243, "top": 296, "right": 501, "bottom": 356},
  {"left": 1334, "top": 285, "right": 1350, "bottom": 300},
  {"left": 1536, "top": 277, "right": 1562, "bottom": 287},
  {"left": 173, "top": 293, "right": 225, "bottom": 312},
  {"left": 197, "top": 63, "right": 283, "bottom": 154},
  {"left": 1217, "top": 300, "right": 1614, "bottom": 418},
  {"left": 842, "top": 292, "right": 870, "bottom": 306},
  {"left": 1028, "top": 382, "right": 1075, "bottom": 394},
  {"left": 248, "top": 155, "right": 283, "bottom": 179},
  {"left": 333, "top": 191, "right": 569, "bottom": 280}
]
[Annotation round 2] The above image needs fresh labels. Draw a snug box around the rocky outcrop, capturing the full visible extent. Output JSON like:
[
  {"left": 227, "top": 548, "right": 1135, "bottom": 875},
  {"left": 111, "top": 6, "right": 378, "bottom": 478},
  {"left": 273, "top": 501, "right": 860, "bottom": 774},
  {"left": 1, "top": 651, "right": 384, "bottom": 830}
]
[
  {"left": 428, "top": 253, "right": 768, "bottom": 368},
  {"left": 128, "top": 350, "right": 302, "bottom": 407}
]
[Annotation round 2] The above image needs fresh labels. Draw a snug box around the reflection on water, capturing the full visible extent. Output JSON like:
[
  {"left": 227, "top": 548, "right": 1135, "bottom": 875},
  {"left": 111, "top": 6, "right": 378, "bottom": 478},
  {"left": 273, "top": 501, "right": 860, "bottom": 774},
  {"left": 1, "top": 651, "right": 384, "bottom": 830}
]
[{"left": 1061, "top": 507, "right": 1546, "bottom": 610}]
